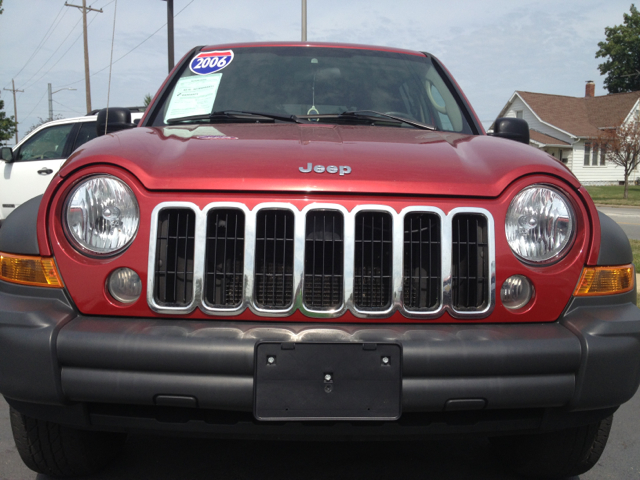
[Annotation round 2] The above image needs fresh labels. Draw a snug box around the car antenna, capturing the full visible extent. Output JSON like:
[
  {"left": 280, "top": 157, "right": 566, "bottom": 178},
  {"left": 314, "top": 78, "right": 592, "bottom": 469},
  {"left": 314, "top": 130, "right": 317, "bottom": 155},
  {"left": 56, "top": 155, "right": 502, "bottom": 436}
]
[{"left": 104, "top": 0, "right": 118, "bottom": 135}]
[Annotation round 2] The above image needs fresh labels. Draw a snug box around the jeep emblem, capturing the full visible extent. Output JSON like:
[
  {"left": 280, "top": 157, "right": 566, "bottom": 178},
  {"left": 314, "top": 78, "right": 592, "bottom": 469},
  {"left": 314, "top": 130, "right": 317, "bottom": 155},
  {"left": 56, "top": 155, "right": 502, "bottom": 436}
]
[{"left": 299, "top": 163, "right": 351, "bottom": 176}]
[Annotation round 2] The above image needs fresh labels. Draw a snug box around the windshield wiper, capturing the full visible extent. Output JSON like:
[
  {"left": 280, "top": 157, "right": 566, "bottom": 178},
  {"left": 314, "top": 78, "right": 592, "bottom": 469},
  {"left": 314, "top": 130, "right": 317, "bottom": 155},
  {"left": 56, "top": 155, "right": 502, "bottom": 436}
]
[
  {"left": 167, "top": 110, "right": 302, "bottom": 124},
  {"left": 298, "top": 110, "right": 436, "bottom": 131}
]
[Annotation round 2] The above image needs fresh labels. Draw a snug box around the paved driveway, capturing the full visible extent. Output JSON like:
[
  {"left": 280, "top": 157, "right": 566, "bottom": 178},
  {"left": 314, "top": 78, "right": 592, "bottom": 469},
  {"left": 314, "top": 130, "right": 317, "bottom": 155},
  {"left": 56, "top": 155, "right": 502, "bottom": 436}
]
[{"left": 0, "top": 391, "right": 638, "bottom": 479}]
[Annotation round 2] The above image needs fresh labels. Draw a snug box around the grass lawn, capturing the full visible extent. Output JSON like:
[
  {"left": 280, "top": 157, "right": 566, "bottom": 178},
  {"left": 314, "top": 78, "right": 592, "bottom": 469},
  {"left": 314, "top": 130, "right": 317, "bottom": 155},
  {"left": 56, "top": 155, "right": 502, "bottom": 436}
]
[{"left": 585, "top": 185, "right": 640, "bottom": 206}]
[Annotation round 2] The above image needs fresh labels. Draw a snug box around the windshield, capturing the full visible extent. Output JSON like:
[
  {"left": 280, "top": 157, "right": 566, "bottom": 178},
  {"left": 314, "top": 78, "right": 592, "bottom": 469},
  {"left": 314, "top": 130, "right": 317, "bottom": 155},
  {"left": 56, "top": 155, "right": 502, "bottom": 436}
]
[{"left": 150, "top": 46, "right": 473, "bottom": 133}]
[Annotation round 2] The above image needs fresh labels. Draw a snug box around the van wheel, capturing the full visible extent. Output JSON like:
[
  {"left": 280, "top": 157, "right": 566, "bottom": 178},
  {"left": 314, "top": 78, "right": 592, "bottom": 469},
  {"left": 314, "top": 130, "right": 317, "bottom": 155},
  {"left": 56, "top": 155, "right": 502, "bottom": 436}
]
[
  {"left": 491, "top": 415, "right": 612, "bottom": 479},
  {"left": 10, "top": 406, "right": 127, "bottom": 478}
]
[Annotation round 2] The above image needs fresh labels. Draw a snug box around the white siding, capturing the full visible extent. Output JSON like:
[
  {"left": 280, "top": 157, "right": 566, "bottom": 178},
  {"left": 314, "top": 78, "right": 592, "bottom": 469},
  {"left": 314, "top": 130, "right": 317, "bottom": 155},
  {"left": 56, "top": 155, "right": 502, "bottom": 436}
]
[
  {"left": 569, "top": 140, "right": 627, "bottom": 185},
  {"left": 499, "top": 95, "right": 635, "bottom": 185}
]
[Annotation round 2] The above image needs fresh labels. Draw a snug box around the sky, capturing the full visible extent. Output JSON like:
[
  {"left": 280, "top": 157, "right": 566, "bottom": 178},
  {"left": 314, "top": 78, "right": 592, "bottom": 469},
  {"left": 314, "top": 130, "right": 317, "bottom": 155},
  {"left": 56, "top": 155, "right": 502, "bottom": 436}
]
[{"left": 0, "top": 0, "right": 635, "bottom": 144}]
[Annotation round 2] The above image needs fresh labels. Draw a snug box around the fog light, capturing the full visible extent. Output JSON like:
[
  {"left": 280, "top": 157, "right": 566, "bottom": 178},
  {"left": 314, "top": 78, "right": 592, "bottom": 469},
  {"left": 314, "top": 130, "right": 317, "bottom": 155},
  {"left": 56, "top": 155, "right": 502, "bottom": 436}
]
[
  {"left": 501, "top": 275, "right": 534, "bottom": 310},
  {"left": 107, "top": 268, "right": 141, "bottom": 304}
]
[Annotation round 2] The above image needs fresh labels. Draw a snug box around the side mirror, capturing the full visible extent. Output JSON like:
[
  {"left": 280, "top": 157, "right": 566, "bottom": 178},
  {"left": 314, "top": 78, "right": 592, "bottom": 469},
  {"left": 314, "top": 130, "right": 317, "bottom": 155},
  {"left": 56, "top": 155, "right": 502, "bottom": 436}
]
[
  {"left": 96, "top": 108, "right": 134, "bottom": 137},
  {"left": 1, "top": 146, "right": 14, "bottom": 163},
  {"left": 488, "top": 118, "right": 530, "bottom": 145}
]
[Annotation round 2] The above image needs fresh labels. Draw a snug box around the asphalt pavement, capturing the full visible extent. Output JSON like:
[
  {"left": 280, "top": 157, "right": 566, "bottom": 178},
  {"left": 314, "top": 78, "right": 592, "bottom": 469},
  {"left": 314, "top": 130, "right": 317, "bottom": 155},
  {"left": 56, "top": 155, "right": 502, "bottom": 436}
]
[
  {"left": 598, "top": 205, "right": 640, "bottom": 240},
  {"left": 0, "top": 391, "right": 638, "bottom": 479}
]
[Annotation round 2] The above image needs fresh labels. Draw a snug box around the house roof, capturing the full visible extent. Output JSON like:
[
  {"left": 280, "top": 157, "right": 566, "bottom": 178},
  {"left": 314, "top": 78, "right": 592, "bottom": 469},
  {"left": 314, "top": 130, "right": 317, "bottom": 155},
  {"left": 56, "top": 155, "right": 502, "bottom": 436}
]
[
  {"left": 529, "top": 129, "right": 570, "bottom": 146},
  {"left": 517, "top": 90, "right": 640, "bottom": 137}
]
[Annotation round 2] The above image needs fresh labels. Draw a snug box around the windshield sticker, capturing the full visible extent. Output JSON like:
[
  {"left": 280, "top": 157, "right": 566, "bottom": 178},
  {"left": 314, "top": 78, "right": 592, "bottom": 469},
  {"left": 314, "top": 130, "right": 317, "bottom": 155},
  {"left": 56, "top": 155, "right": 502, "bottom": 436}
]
[
  {"left": 164, "top": 74, "right": 222, "bottom": 122},
  {"left": 189, "top": 50, "right": 234, "bottom": 75}
]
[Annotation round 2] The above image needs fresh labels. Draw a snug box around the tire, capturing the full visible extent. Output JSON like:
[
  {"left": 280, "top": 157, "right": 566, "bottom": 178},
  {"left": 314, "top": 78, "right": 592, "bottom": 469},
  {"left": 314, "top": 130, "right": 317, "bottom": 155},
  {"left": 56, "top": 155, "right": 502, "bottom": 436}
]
[
  {"left": 490, "top": 415, "right": 612, "bottom": 479},
  {"left": 10, "top": 406, "right": 127, "bottom": 478}
]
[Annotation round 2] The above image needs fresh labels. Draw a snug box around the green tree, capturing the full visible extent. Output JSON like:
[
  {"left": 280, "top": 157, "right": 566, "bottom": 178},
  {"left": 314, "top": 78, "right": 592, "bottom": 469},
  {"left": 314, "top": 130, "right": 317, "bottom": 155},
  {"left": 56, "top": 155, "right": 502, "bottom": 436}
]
[
  {"left": 596, "top": 4, "right": 640, "bottom": 93},
  {"left": 596, "top": 120, "right": 640, "bottom": 199},
  {"left": 143, "top": 93, "right": 152, "bottom": 107},
  {"left": 0, "top": 98, "right": 17, "bottom": 145}
]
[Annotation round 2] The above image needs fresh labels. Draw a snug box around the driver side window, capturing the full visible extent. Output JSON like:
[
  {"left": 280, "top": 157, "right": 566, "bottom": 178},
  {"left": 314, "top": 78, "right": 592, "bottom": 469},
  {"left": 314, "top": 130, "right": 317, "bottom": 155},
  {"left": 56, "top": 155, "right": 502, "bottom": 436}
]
[{"left": 17, "top": 124, "right": 74, "bottom": 162}]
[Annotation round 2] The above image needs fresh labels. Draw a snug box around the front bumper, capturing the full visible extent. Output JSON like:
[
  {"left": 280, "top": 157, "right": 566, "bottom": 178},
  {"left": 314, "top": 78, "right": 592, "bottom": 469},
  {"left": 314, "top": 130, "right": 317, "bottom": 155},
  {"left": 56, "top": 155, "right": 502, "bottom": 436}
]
[{"left": 1, "top": 279, "right": 640, "bottom": 437}]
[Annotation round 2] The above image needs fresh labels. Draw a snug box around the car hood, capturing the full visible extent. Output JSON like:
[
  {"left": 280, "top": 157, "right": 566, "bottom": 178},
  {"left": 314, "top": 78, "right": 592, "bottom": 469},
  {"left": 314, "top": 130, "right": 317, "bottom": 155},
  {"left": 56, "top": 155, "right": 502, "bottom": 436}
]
[{"left": 61, "top": 123, "right": 579, "bottom": 197}]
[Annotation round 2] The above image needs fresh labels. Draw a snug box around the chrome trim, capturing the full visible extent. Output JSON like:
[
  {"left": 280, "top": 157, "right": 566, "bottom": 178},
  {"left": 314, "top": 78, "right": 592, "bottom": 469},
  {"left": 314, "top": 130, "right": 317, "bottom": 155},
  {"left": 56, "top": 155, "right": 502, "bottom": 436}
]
[
  {"left": 247, "top": 203, "right": 299, "bottom": 318},
  {"left": 147, "top": 202, "right": 496, "bottom": 319},
  {"left": 297, "top": 204, "right": 351, "bottom": 318},
  {"left": 398, "top": 206, "right": 448, "bottom": 318},
  {"left": 200, "top": 202, "right": 252, "bottom": 316},
  {"left": 147, "top": 202, "right": 202, "bottom": 315},
  {"left": 447, "top": 207, "right": 496, "bottom": 319}
]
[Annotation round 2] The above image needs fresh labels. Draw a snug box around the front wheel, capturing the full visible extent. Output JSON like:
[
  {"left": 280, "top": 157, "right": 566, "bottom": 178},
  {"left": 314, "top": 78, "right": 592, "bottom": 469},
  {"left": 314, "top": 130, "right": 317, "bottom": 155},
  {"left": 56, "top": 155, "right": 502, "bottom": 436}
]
[
  {"left": 10, "top": 407, "right": 127, "bottom": 478},
  {"left": 491, "top": 415, "right": 612, "bottom": 479}
]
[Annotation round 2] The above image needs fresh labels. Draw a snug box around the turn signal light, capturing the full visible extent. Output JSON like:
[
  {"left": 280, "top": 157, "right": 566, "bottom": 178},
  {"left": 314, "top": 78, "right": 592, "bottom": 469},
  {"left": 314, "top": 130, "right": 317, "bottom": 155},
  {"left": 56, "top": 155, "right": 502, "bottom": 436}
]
[
  {"left": 0, "top": 252, "right": 64, "bottom": 288},
  {"left": 574, "top": 265, "right": 634, "bottom": 296}
]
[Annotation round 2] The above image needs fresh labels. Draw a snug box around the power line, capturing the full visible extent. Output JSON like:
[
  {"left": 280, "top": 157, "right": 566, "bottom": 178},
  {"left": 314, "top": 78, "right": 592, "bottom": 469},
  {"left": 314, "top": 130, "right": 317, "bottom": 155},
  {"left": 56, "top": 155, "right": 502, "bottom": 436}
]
[
  {"left": 22, "top": 90, "right": 48, "bottom": 126},
  {"left": 12, "top": 6, "right": 69, "bottom": 84},
  {"left": 22, "top": 8, "right": 105, "bottom": 92},
  {"left": 3, "top": 4, "right": 68, "bottom": 90},
  {"left": 65, "top": 0, "right": 104, "bottom": 112},
  {"left": 52, "top": 99, "right": 84, "bottom": 115},
  {"left": 20, "top": 15, "right": 83, "bottom": 90},
  {"left": 59, "top": 0, "right": 196, "bottom": 88}
]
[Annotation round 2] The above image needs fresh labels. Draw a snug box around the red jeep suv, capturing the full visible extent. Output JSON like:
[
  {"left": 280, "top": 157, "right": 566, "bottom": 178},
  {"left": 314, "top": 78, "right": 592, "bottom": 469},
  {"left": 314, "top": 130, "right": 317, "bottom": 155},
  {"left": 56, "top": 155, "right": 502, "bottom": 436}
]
[{"left": 0, "top": 42, "right": 638, "bottom": 479}]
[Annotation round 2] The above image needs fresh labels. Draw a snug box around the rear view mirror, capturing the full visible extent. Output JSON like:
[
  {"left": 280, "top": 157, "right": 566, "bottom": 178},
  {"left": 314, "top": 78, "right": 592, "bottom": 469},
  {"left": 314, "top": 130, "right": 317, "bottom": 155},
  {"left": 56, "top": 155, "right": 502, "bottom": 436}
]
[
  {"left": 96, "top": 108, "right": 134, "bottom": 137},
  {"left": 489, "top": 118, "right": 530, "bottom": 145},
  {"left": 1, "top": 146, "right": 14, "bottom": 163}
]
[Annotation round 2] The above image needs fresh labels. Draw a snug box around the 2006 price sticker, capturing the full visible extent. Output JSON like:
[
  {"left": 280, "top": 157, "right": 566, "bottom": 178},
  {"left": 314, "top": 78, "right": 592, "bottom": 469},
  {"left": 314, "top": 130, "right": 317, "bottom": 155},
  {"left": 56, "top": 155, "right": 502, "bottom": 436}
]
[{"left": 189, "top": 50, "right": 234, "bottom": 75}]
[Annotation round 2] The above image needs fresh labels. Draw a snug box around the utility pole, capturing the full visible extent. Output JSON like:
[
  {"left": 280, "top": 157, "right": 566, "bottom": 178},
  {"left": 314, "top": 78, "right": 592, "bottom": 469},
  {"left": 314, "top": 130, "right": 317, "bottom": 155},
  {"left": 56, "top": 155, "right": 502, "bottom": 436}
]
[
  {"left": 301, "top": 0, "right": 307, "bottom": 41},
  {"left": 162, "top": 0, "right": 175, "bottom": 73},
  {"left": 65, "top": 1, "right": 102, "bottom": 114},
  {"left": 48, "top": 83, "right": 77, "bottom": 121},
  {"left": 48, "top": 83, "right": 53, "bottom": 122},
  {"left": 4, "top": 79, "right": 23, "bottom": 144}
]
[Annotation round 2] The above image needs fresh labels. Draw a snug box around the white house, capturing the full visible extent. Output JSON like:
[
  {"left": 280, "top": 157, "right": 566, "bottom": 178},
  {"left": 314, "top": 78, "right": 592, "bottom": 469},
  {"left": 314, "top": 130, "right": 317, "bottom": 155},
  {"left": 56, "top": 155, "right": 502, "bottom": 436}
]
[{"left": 495, "top": 82, "right": 640, "bottom": 185}]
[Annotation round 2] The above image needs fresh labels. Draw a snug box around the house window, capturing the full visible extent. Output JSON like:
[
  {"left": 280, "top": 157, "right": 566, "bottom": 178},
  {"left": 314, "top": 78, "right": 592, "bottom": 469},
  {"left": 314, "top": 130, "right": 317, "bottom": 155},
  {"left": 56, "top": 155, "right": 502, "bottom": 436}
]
[
  {"left": 600, "top": 146, "right": 607, "bottom": 166},
  {"left": 592, "top": 146, "right": 599, "bottom": 166},
  {"left": 584, "top": 142, "right": 591, "bottom": 166},
  {"left": 516, "top": 110, "right": 523, "bottom": 119}
]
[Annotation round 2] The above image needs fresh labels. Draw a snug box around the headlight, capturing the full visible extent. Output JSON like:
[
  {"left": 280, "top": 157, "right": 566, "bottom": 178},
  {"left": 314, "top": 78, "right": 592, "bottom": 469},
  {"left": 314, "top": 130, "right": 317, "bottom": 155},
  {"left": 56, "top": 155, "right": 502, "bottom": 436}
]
[
  {"left": 65, "top": 176, "right": 139, "bottom": 256},
  {"left": 505, "top": 185, "right": 574, "bottom": 264}
]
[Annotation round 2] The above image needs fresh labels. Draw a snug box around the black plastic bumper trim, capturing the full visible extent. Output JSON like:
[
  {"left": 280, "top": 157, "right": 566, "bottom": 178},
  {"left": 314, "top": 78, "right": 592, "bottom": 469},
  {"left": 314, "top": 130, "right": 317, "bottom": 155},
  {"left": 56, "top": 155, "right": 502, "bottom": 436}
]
[{"left": 1, "top": 280, "right": 640, "bottom": 419}]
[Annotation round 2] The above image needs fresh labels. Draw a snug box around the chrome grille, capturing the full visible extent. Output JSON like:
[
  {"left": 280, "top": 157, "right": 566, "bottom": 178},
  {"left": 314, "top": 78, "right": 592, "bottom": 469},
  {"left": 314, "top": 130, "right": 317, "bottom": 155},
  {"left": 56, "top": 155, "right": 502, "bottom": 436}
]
[
  {"left": 254, "top": 210, "right": 294, "bottom": 309},
  {"left": 403, "top": 212, "right": 441, "bottom": 310},
  {"left": 354, "top": 212, "right": 393, "bottom": 310},
  {"left": 204, "top": 208, "right": 244, "bottom": 308},
  {"left": 303, "top": 210, "right": 344, "bottom": 310},
  {"left": 153, "top": 208, "right": 195, "bottom": 307},
  {"left": 452, "top": 213, "right": 489, "bottom": 310},
  {"left": 147, "top": 202, "right": 495, "bottom": 319}
]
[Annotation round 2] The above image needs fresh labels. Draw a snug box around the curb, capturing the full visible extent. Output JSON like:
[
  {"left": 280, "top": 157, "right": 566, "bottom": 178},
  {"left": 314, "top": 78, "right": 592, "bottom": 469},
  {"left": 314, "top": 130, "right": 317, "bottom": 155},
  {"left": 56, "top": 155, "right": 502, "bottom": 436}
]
[{"left": 595, "top": 204, "right": 640, "bottom": 209}]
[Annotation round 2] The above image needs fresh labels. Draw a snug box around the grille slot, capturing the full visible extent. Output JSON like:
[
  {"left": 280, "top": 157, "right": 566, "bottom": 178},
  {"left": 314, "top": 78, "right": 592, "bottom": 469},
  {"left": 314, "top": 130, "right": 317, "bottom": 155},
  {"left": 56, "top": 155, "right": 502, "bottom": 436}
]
[
  {"left": 354, "top": 211, "right": 393, "bottom": 310},
  {"left": 154, "top": 208, "right": 195, "bottom": 307},
  {"left": 254, "top": 209, "right": 295, "bottom": 309},
  {"left": 403, "top": 213, "right": 441, "bottom": 310},
  {"left": 451, "top": 213, "right": 489, "bottom": 310},
  {"left": 204, "top": 209, "right": 245, "bottom": 308},
  {"left": 304, "top": 210, "right": 344, "bottom": 309}
]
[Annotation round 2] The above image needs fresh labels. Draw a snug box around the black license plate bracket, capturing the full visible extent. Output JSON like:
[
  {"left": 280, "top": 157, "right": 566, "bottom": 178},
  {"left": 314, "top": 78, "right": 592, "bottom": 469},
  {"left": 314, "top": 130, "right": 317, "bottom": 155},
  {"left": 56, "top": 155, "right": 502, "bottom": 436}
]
[{"left": 254, "top": 342, "right": 401, "bottom": 421}]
